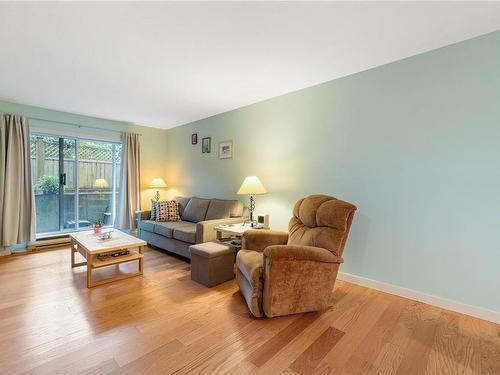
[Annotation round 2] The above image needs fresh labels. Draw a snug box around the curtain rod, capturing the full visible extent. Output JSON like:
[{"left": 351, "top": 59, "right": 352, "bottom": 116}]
[{"left": 25, "top": 115, "right": 142, "bottom": 136}]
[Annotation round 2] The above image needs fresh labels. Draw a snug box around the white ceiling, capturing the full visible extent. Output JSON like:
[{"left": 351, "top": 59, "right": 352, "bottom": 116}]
[{"left": 1, "top": 2, "right": 500, "bottom": 129}]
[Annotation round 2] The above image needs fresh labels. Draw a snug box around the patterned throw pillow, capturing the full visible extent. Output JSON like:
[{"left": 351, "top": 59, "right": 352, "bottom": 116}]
[
  {"left": 150, "top": 199, "right": 159, "bottom": 221},
  {"left": 156, "top": 200, "right": 181, "bottom": 222}
]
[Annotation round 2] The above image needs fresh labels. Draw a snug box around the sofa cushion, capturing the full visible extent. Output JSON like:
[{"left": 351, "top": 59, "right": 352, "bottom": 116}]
[
  {"left": 173, "top": 226, "right": 197, "bottom": 244},
  {"left": 153, "top": 221, "right": 193, "bottom": 238},
  {"left": 205, "top": 199, "right": 243, "bottom": 220},
  {"left": 138, "top": 220, "right": 155, "bottom": 232},
  {"left": 175, "top": 196, "right": 191, "bottom": 218},
  {"left": 182, "top": 197, "right": 210, "bottom": 223}
]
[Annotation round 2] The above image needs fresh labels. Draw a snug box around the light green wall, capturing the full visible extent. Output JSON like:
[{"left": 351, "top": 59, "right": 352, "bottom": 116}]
[
  {"left": 166, "top": 30, "right": 500, "bottom": 313},
  {"left": 0, "top": 100, "right": 168, "bottom": 208}
]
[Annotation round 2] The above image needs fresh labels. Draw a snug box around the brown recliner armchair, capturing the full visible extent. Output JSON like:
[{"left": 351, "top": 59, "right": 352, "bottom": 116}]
[{"left": 235, "top": 194, "right": 356, "bottom": 318}]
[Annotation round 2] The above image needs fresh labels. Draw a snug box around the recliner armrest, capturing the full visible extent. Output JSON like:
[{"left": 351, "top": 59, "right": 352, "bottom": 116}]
[
  {"left": 263, "top": 245, "right": 343, "bottom": 264},
  {"left": 242, "top": 230, "right": 289, "bottom": 252},
  {"left": 261, "top": 244, "right": 342, "bottom": 318},
  {"left": 136, "top": 210, "right": 151, "bottom": 221}
]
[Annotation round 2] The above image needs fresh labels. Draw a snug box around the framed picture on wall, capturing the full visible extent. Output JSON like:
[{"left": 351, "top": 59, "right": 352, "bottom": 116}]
[
  {"left": 219, "top": 141, "right": 233, "bottom": 159},
  {"left": 202, "top": 137, "right": 211, "bottom": 153},
  {"left": 191, "top": 133, "right": 198, "bottom": 145}
]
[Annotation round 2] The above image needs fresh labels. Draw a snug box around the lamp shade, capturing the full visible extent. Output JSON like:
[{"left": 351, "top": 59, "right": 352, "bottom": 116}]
[
  {"left": 93, "top": 178, "right": 109, "bottom": 188},
  {"left": 149, "top": 178, "right": 167, "bottom": 188},
  {"left": 237, "top": 176, "right": 267, "bottom": 195}
]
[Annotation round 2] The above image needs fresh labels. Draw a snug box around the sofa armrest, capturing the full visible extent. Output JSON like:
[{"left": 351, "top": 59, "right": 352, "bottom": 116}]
[
  {"left": 263, "top": 245, "right": 343, "bottom": 264},
  {"left": 136, "top": 210, "right": 151, "bottom": 221},
  {"left": 196, "top": 217, "right": 246, "bottom": 243},
  {"left": 242, "top": 230, "right": 289, "bottom": 252}
]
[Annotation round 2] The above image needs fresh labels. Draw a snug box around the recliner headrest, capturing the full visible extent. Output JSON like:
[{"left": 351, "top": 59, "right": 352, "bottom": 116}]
[{"left": 292, "top": 194, "right": 357, "bottom": 231}]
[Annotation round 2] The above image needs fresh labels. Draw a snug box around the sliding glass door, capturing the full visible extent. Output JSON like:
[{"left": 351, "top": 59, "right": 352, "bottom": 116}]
[
  {"left": 30, "top": 134, "right": 121, "bottom": 237},
  {"left": 31, "top": 135, "right": 61, "bottom": 234},
  {"left": 77, "top": 140, "right": 121, "bottom": 229}
]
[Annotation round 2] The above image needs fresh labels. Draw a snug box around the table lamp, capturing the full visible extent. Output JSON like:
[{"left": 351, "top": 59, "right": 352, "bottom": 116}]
[
  {"left": 237, "top": 176, "right": 267, "bottom": 227},
  {"left": 150, "top": 178, "right": 167, "bottom": 201}
]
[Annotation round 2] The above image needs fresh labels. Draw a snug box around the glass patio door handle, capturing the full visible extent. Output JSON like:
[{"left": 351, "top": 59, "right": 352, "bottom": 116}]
[{"left": 60, "top": 173, "right": 66, "bottom": 186}]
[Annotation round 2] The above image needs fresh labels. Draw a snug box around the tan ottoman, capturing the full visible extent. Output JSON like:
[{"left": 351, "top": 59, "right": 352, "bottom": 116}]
[{"left": 189, "top": 242, "right": 235, "bottom": 287}]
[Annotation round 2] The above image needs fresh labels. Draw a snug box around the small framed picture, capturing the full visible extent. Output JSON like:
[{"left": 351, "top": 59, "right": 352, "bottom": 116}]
[
  {"left": 202, "top": 137, "right": 211, "bottom": 153},
  {"left": 219, "top": 141, "right": 233, "bottom": 159},
  {"left": 191, "top": 133, "right": 198, "bottom": 145}
]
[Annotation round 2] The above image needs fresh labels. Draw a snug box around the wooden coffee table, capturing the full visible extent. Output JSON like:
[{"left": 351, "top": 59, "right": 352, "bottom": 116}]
[{"left": 70, "top": 230, "right": 147, "bottom": 288}]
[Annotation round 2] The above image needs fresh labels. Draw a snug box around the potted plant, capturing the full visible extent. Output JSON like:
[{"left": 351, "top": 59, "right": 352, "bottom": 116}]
[
  {"left": 93, "top": 219, "right": 104, "bottom": 234},
  {"left": 35, "top": 175, "right": 59, "bottom": 195}
]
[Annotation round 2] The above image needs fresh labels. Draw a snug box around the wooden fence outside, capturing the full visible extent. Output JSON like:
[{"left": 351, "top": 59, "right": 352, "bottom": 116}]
[{"left": 31, "top": 157, "right": 121, "bottom": 189}]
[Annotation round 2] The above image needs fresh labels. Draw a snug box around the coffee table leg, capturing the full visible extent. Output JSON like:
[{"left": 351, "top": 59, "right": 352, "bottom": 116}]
[
  {"left": 71, "top": 239, "right": 75, "bottom": 267},
  {"left": 139, "top": 246, "right": 144, "bottom": 274},
  {"left": 87, "top": 253, "right": 93, "bottom": 288}
]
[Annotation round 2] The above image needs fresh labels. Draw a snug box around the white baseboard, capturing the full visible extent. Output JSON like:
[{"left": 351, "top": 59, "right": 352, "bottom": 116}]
[
  {"left": 0, "top": 249, "right": 10, "bottom": 256},
  {"left": 0, "top": 245, "right": 11, "bottom": 256},
  {"left": 338, "top": 271, "right": 500, "bottom": 324}
]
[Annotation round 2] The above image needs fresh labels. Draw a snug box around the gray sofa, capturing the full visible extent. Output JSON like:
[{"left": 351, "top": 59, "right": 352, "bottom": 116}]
[{"left": 136, "top": 197, "right": 248, "bottom": 259}]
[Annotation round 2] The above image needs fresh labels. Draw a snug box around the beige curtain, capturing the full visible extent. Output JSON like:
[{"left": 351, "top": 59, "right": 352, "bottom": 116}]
[
  {"left": 115, "top": 132, "right": 141, "bottom": 231},
  {"left": 0, "top": 114, "right": 36, "bottom": 247}
]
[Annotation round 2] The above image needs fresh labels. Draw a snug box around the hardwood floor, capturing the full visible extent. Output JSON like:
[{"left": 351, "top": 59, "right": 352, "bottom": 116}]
[{"left": 0, "top": 247, "right": 498, "bottom": 375}]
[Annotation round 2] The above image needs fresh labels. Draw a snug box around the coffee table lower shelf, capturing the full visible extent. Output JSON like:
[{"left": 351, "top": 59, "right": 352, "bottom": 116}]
[{"left": 92, "top": 251, "right": 143, "bottom": 268}]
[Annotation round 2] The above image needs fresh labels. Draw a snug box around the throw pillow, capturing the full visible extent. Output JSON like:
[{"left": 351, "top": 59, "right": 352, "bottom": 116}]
[
  {"left": 150, "top": 199, "right": 159, "bottom": 221},
  {"left": 156, "top": 200, "right": 181, "bottom": 222}
]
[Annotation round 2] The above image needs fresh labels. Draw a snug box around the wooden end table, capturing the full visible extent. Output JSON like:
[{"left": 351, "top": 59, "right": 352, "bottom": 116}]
[
  {"left": 70, "top": 230, "right": 147, "bottom": 288},
  {"left": 214, "top": 223, "right": 263, "bottom": 250}
]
